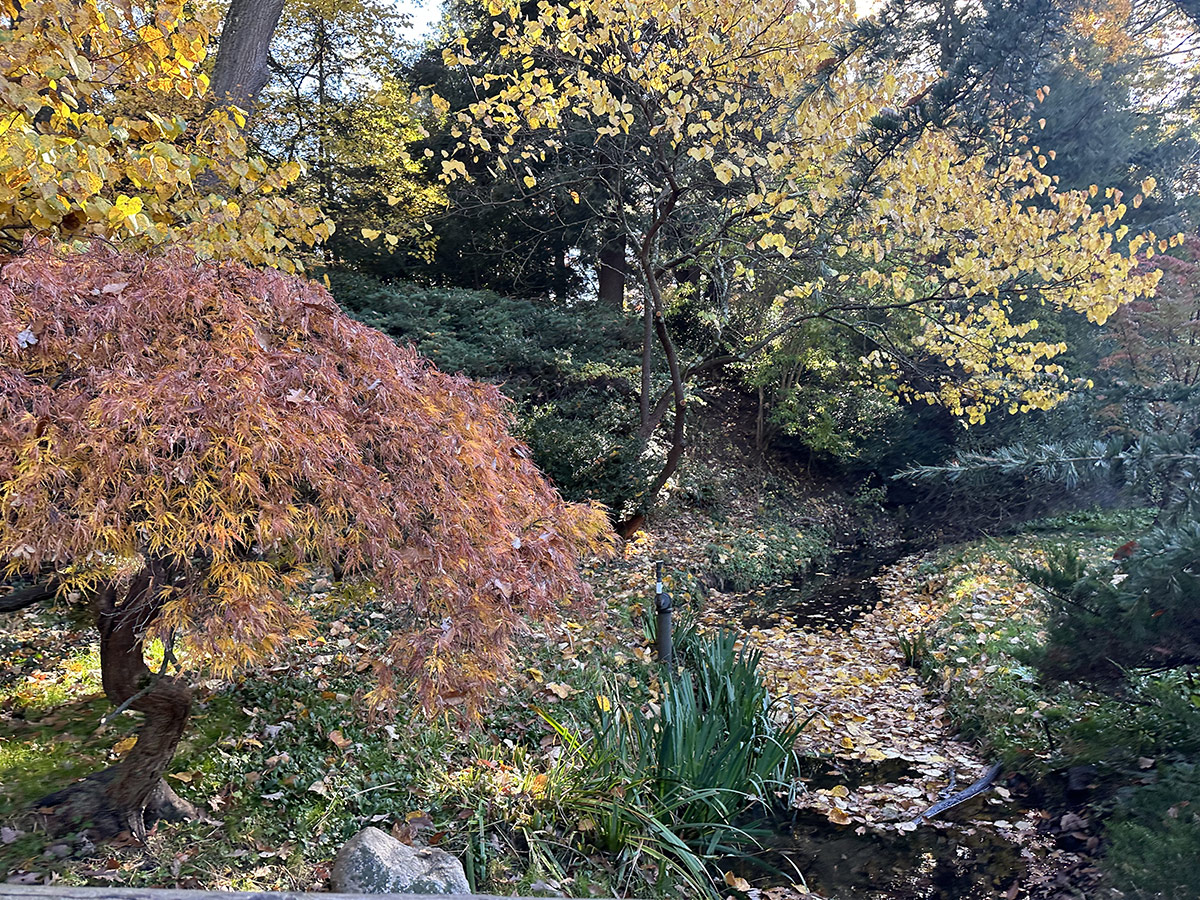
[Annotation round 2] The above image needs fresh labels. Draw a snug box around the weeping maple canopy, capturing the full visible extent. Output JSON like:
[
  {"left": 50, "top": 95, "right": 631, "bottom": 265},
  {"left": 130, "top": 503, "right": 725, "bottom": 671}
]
[{"left": 0, "top": 242, "right": 614, "bottom": 715}]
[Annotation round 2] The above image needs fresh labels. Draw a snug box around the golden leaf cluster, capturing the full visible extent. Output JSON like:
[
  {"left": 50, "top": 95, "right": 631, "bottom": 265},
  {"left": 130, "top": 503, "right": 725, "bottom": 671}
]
[
  {"left": 439, "top": 0, "right": 1160, "bottom": 423},
  {"left": 0, "top": 0, "right": 332, "bottom": 271}
]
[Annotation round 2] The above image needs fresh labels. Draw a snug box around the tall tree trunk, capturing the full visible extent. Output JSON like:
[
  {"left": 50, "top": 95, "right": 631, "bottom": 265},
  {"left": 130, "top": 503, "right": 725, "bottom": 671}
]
[
  {"left": 635, "top": 256, "right": 687, "bottom": 502},
  {"left": 554, "top": 233, "right": 570, "bottom": 302},
  {"left": 315, "top": 12, "right": 333, "bottom": 207},
  {"left": 598, "top": 231, "right": 626, "bottom": 308},
  {"left": 640, "top": 292, "right": 654, "bottom": 429},
  {"left": 207, "top": 0, "right": 288, "bottom": 112},
  {"left": 35, "top": 565, "right": 199, "bottom": 839},
  {"left": 645, "top": 304, "right": 687, "bottom": 500}
]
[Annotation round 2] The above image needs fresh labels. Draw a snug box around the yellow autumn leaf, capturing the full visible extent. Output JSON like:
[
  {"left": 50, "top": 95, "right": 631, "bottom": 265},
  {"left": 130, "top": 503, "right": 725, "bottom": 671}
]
[
  {"left": 827, "top": 808, "right": 851, "bottom": 825},
  {"left": 828, "top": 784, "right": 849, "bottom": 798},
  {"left": 546, "top": 681, "right": 575, "bottom": 698},
  {"left": 113, "top": 736, "right": 138, "bottom": 755},
  {"left": 109, "top": 194, "right": 144, "bottom": 221},
  {"left": 361, "top": 228, "right": 381, "bottom": 240},
  {"left": 723, "top": 871, "right": 751, "bottom": 891}
]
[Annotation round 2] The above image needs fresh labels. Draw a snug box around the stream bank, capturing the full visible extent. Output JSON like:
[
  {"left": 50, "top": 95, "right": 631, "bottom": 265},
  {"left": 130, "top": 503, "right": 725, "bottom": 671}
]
[{"left": 697, "top": 543, "right": 1081, "bottom": 900}]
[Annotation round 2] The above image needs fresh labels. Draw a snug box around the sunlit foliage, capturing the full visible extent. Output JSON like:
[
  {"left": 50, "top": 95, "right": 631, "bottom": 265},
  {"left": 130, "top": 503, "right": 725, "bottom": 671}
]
[
  {"left": 436, "top": 0, "right": 1161, "bottom": 424},
  {"left": 0, "top": 0, "right": 331, "bottom": 271}
]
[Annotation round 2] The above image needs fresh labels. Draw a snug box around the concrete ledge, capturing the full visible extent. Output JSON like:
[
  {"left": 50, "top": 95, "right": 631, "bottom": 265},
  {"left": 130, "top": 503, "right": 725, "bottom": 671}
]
[{"left": 1, "top": 887, "right": 532, "bottom": 900}]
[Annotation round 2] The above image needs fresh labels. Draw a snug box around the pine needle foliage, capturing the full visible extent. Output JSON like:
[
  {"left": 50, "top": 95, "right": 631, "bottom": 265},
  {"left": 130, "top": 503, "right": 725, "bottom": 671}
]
[{"left": 899, "top": 431, "right": 1200, "bottom": 682}]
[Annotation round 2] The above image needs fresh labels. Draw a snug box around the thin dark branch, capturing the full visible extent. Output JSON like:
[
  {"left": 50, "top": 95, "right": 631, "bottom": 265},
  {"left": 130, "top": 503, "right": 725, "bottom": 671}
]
[{"left": 0, "top": 578, "right": 58, "bottom": 614}]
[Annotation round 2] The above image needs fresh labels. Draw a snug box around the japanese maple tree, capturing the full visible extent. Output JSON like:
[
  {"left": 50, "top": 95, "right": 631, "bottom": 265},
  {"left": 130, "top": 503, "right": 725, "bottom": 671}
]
[{"left": 0, "top": 241, "right": 613, "bottom": 838}]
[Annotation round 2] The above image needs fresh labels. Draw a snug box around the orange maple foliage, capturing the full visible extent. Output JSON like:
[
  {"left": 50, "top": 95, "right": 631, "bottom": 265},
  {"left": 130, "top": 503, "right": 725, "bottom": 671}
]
[{"left": 0, "top": 242, "right": 614, "bottom": 715}]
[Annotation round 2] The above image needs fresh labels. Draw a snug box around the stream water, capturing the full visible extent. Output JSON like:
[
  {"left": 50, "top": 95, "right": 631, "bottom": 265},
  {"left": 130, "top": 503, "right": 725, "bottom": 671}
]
[
  {"left": 740, "top": 543, "right": 908, "bottom": 631},
  {"left": 732, "top": 544, "right": 1031, "bottom": 900}
]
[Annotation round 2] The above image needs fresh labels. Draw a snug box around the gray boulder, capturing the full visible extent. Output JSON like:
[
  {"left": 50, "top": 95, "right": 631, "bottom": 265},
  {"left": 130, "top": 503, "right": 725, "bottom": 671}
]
[{"left": 332, "top": 827, "right": 470, "bottom": 895}]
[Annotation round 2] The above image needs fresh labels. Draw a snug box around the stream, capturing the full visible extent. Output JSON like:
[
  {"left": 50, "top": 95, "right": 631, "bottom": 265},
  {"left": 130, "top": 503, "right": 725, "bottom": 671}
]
[
  {"left": 730, "top": 543, "right": 1032, "bottom": 900},
  {"left": 740, "top": 543, "right": 909, "bottom": 631}
]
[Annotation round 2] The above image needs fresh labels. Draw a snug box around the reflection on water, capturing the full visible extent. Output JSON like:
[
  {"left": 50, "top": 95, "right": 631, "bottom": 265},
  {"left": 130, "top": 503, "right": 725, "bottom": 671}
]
[
  {"left": 739, "top": 544, "right": 908, "bottom": 631},
  {"left": 755, "top": 810, "right": 1025, "bottom": 900}
]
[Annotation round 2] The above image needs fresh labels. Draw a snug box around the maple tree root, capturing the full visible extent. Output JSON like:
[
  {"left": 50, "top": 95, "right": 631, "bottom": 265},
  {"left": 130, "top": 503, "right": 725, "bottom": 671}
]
[
  {"left": 33, "top": 571, "right": 202, "bottom": 840},
  {"left": 33, "top": 769, "right": 204, "bottom": 840}
]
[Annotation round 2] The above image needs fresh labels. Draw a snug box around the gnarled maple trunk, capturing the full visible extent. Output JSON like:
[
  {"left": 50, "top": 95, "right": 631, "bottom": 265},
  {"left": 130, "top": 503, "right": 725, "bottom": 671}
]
[{"left": 35, "top": 565, "right": 201, "bottom": 839}]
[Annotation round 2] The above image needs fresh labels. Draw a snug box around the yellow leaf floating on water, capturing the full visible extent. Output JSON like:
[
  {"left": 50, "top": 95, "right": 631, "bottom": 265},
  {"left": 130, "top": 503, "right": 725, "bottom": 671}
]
[{"left": 827, "top": 808, "right": 852, "bottom": 825}]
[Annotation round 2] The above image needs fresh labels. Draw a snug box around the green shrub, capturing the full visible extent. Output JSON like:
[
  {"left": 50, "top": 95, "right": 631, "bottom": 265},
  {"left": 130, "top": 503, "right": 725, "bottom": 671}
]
[
  {"left": 705, "top": 524, "right": 830, "bottom": 591},
  {"left": 1106, "top": 761, "right": 1200, "bottom": 900},
  {"left": 326, "top": 271, "right": 650, "bottom": 514}
]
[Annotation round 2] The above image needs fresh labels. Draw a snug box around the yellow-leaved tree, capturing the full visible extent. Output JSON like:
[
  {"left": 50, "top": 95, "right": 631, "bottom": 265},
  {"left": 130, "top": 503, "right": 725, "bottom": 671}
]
[
  {"left": 0, "top": 0, "right": 332, "bottom": 269},
  {"left": 434, "top": 0, "right": 1163, "bottom": 500}
]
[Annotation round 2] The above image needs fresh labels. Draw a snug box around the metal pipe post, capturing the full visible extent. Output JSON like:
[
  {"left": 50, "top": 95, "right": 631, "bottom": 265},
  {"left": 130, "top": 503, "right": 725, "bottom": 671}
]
[{"left": 655, "top": 561, "right": 673, "bottom": 667}]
